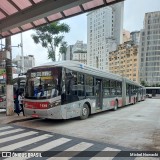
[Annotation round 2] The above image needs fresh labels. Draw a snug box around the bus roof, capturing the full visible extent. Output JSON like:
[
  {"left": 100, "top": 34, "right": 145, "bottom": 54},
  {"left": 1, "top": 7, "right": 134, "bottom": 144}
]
[
  {"left": 145, "top": 87, "right": 160, "bottom": 89},
  {"left": 29, "top": 61, "right": 142, "bottom": 86}
]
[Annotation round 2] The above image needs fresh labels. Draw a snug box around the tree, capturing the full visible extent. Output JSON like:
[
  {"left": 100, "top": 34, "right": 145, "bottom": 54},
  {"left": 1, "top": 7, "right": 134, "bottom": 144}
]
[
  {"left": 140, "top": 80, "right": 149, "bottom": 87},
  {"left": 32, "top": 22, "right": 70, "bottom": 61},
  {"left": 59, "top": 41, "right": 68, "bottom": 60}
]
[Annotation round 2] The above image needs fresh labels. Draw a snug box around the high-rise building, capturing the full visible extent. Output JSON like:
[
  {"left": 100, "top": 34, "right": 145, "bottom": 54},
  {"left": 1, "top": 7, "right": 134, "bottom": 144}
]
[
  {"left": 62, "top": 45, "right": 73, "bottom": 61},
  {"left": 139, "top": 11, "right": 160, "bottom": 85},
  {"left": 123, "top": 29, "right": 130, "bottom": 43},
  {"left": 62, "top": 41, "right": 87, "bottom": 64},
  {"left": 72, "top": 51, "right": 87, "bottom": 65},
  {"left": 130, "top": 31, "right": 140, "bottom": 45},
  {"left": 13, "top": 55, "right": 35, "bottom": 73},
  {"left": 72, "top": 41, "right": 87, "bottom": 53},
  {"left": 109, "top": 41, "right": 139, "bottom": 82},
  {"left": 87, "top": 2, "right": 124, "bottom": 71}
]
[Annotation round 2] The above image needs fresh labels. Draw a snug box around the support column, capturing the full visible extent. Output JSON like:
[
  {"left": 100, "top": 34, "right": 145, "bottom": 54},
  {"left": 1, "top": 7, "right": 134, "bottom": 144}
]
[{"left": 5, "top": 36, "right": 14, "bottom": 116}]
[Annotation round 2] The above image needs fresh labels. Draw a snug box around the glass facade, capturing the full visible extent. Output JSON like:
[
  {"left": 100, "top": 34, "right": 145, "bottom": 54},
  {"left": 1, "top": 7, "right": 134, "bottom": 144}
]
[{"left": 139, "top": 11, "right": 160, "bottom": 85}]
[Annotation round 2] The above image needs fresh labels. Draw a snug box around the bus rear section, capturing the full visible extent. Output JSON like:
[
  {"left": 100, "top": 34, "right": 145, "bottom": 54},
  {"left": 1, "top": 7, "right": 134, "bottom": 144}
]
[
  {"left": 0, "top": 83, "right": 6, "bottom": 109},
  {"left": 0, "top": 95, "right": 6, "bottom": 109}
]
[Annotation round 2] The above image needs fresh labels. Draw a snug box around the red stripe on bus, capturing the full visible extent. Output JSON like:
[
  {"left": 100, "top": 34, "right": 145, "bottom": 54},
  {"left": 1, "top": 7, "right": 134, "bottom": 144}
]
[
  {"left": 110, "top": 100, "right": 115, "bottom": 106},
  {"left": 24, "top": 101, "right": 49, "bottom": 109},
  {"left": 118, "top": 99, "right": 122, "bottom": 106}
]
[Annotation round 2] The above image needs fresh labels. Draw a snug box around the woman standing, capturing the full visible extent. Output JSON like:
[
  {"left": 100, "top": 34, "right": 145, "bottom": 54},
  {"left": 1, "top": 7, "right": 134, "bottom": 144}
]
[{"left": 18, "top": 92, "right": 25, "bottom": 116}]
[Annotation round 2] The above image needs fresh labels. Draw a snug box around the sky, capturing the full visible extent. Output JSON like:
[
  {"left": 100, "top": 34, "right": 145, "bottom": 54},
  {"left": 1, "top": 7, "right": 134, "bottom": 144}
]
[{"left": 2, "top": 0, "right": 160, "bottom": 66}]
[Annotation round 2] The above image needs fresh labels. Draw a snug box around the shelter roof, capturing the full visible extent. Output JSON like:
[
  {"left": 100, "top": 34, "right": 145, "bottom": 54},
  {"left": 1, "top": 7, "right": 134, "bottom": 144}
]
[{"left": 0, "top": 0, "right": 124, "bottom": 39}]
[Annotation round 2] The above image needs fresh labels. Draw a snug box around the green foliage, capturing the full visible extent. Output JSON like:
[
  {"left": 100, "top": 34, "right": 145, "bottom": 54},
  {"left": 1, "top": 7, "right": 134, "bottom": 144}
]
[
  {"left": 140, "top": 80, "right": 149, "bottom": 87},
  {"left": 74, "top": 50, "right": 87, "bottom": 53},
  {"left": 141, "top": 80, "right": 160, "bottom": 87},
  {"left": 31, "top": 22, "right": 70, "bottom": 61},
  {"left": 155, "top": 83, "right": 160, "bottom": 87},
  {"left": 48, "top": 49, "right": 56, "bottom": 61},
  {"left": 59, "top": 41, "right": 68, "bottom": 60}
]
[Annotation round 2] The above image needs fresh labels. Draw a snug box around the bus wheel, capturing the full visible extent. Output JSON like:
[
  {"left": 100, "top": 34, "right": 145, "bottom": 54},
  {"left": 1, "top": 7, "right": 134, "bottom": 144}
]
[
  {"left": 134, "top": 98, "right": 136, "bottom": 104},
  {"left": 80, "top": 104, "right": 89, "bottom": 120},
  {"left": 113, "top": 101, "right": 118, "bottom": 111}
]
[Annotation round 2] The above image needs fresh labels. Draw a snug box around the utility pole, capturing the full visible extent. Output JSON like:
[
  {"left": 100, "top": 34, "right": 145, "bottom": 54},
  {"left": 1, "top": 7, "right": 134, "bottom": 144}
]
[
  {"left": 5, "top": 36, "right": 14, "bottom": 116},
  {"left": 21, "top": 33, "right": 24, "bottom": 73}
]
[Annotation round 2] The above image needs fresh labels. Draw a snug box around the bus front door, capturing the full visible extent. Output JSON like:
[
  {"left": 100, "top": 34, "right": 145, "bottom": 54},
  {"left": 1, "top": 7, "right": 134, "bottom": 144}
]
[{"left": 96, "top": 79, "right": 102, "bottom": 110}]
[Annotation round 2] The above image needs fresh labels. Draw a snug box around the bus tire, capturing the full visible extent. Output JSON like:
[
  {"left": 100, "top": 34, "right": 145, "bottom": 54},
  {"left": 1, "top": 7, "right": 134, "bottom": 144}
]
[
  {"left": 80, "top": 103, "right": 89, "bottom": 120},
  {"left": 134, "top": 98, "right": 136, "bottom": 104},
  {"left": 113, "top": 100, "right": 118, "bottom": 111}
]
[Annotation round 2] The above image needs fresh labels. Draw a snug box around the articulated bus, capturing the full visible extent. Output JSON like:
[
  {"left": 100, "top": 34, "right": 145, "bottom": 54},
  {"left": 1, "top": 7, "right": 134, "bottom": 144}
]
[
  {"left": 146, "top": 87, "right": 160, "bottom": 98},
  {"left": 24, "top": 61, "right": 145, "bottom": 120}
]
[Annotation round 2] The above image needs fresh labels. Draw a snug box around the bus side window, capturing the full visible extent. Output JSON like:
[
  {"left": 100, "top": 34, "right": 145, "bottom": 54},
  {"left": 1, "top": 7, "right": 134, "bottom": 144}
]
[
  {"left": 66, "top": 72, "right": 77, "bottom": 95},
  {"left": 86, "top": 75, "right": 94, "bottom": 96},
  {"left": 103, "top": 79, "right": 110, "bottom": 96},
  {"left": 77, "top": 74, "right": 85, "bottom": 97}
]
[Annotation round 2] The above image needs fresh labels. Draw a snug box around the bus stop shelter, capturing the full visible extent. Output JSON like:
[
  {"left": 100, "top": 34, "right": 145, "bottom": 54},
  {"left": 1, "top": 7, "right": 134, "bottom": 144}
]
[{"left": 0, "top": 0, "right": 124, "bottom": 39}]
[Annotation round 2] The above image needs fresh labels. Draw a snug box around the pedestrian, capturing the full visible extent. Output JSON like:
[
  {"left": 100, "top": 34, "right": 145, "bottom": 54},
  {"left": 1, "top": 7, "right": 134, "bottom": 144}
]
[
  {"left": 18, "top": 92, "right": 25, "bottom": 116},
  {"left": 15, "top": 88, "right": 20, "bottom": 115}
]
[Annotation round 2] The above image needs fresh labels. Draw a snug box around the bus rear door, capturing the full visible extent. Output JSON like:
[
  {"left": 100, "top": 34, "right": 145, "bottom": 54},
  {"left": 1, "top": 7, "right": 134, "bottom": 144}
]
[{"left": 95, "top": 79, "right": 103, "bottom": 110}]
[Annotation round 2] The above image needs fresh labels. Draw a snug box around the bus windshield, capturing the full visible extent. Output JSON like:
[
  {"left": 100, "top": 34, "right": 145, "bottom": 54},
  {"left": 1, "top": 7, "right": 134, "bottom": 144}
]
[{"left": 25, "top": 69, "right": 61, "bottom": 99}]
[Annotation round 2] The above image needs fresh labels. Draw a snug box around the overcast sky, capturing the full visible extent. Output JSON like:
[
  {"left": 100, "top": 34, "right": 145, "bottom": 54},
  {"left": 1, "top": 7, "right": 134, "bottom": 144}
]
[{"left": 4, "top": 0, "right": 160, "bottom": 66}]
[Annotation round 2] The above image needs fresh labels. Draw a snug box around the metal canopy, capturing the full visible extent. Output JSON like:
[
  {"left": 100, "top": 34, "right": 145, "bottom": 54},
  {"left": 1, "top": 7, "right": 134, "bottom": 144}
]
[{"left": 0, "top": 0, "right": 124, "bottom": 39}]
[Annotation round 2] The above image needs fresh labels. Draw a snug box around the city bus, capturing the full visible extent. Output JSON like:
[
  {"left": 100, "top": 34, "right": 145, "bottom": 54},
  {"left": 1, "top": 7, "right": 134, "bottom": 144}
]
[
  {"left": 146, "top": 87, "right": 160, "bottom": 98},
  {"left": 24, "top": 61, "right": 145, "bottom": 120}
]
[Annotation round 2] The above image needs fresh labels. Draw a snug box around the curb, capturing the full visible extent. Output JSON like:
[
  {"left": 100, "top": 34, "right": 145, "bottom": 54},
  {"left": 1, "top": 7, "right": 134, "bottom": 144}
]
[{"left": 7, "top": 117, "right": 36, "bottom": 124}]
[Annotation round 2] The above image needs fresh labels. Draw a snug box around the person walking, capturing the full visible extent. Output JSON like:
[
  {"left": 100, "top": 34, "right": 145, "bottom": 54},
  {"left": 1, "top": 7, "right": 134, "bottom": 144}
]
[
  {"left": 15, "top": 88, "right": 20, "bottom": 116},
  {"left": 18, "top": 92, "right": 25, "bottom": 116}
]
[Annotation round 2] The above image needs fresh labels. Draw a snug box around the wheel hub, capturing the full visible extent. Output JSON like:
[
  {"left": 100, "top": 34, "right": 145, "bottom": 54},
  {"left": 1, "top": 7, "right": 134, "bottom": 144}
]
[{"left": 82, "top": 107, "right": 87, "bottom": 116}]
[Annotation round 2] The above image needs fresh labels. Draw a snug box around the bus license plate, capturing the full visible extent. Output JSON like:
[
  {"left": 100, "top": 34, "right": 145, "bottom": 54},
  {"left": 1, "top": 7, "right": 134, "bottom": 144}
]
[{"left": 32, "top": 114, "right": 39, "bottom": 118}]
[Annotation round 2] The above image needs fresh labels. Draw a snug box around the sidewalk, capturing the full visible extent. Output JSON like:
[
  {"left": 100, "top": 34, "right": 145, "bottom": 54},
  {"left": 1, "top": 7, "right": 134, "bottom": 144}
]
[{"left": 0, "top": 110, "right": 34, "bottom": 125}]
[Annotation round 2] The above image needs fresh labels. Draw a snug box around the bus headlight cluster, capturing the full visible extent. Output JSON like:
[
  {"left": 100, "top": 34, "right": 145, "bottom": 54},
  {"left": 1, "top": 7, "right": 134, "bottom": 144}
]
[{"left": 48, "top": 101, "right": 61, "bottom": 108}]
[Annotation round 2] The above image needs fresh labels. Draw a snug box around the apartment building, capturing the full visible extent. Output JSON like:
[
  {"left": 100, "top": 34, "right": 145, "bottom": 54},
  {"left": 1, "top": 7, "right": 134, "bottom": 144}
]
[
  {"left": 13, "top": 55, "right": 35, "bottom": 73},
  {"left": 62, "top": 41, "right": 87, "bottom": 64},
  {"left": 109, "top": 41, "right": 139, "bottom": 82},
  {"left": 87, "top": 2, "right": 124, "bottom": 71},
  {"left": 123, "top": 29, "right": 130, "bottom": 43}
]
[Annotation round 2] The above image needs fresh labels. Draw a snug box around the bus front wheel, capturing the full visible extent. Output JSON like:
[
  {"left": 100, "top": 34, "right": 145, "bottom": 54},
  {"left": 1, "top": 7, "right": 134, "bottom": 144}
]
[{"left": 80, "top": 104, "right": 89, "bottom": 120}]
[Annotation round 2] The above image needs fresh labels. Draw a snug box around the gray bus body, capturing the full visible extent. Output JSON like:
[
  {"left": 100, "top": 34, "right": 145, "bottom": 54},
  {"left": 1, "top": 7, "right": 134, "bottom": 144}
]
[{"left": 24, "top": 61, "right": 145, "bottom": 119}]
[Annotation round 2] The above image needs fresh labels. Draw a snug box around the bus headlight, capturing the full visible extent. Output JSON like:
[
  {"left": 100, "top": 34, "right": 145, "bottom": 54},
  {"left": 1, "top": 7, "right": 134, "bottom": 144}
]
[{"left": 48, "top": 101, "right": 61, "bottom": 108}]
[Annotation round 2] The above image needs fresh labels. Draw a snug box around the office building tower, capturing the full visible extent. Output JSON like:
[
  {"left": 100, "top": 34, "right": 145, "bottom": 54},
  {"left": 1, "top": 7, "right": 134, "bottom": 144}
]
[
  {"left": 130, "top": 31, "right": 140, "bottom": 45},
  {"left": 139, "top": 11, "right": 160, "bottom": 85}
]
